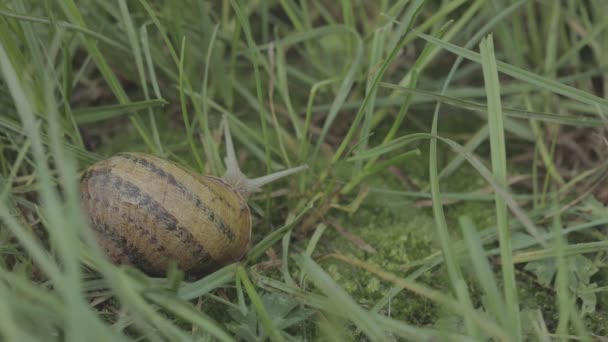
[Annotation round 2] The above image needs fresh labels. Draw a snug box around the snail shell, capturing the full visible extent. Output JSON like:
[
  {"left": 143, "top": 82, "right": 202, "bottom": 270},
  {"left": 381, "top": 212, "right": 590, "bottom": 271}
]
[
  {"left": 80, "top": 152, "right": 251, "bottom": 276},
  {"left": 80, "top": 116, "right": 307, "bottom": 277}
]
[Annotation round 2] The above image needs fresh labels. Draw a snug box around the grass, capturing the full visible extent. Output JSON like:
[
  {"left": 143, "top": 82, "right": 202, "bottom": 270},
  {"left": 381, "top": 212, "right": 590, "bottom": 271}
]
[{"left": 1, "top": 0, "right": 608, "bottom": 340}]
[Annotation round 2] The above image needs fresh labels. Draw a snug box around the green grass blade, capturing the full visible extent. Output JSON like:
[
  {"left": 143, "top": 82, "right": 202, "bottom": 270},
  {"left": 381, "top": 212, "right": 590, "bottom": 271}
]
[
  {"left": 428, "top": 86, "right": 470, "bottom": 338},
  {"left": 58, "top": 0, "right": 156, "bottom": 151},
  {"left": 117, "top": 0, "right": 162, "bottom": 153},
  {"left": 231, "top": 0, "right": 271, "bottom": 176},
  {"left": 380, "top": 83, "right": 603, "bottom": 129},
  {"left": 415, "top": 30, "right": 608, "bottom": 111},
  {"left": 145, "top": 291, "right": 235, "bottom": 342},
  {"left": 237, "top": 266, "right": 284, "bottom": 342},
  {"left": 459, "top": 216, "right": 508, "bottom": 329},
  {"left": 294, "top": 255, "right": 389, "bottom": 341},
  {"left": 480, "top": 35, "right": 520, "bottom": 339},
  {"left": 73, "top": 99, "right": 166, "bottom": 124},
  {"left": 178, "top": 264, "right": 237, "bottom": 301}
]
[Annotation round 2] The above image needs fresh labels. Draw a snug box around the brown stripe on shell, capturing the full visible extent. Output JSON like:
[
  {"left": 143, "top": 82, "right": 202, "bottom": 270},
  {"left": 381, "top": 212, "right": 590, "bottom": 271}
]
[
  {"left": 84, "top": 178, "right": 168, "bottom": 258},
  {"left": 116, "top": 153, "right": 237, "bottom": 242},
  {"left": 92, "top": 222, "right": 158, "bottom": 273}
]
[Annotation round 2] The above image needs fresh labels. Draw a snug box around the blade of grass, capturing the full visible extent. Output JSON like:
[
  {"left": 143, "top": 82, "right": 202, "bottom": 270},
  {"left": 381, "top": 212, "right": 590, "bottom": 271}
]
[
  {"left": 73, "top": 99, "right": 167, "bottom": 124},
  {"left": 299, "top": 78, "right": 336, "bottom": 162},
  {"left": 253, "top": 271, "right": 469, "bottom": 341},
  {"left": 313, "top": 26, "right": 363, "bottom": 160},
  {"left": 0, "top": 32, "right": 126, "bottom": 341},
  {"left": 428, "top": 78, "right": 472, "bottom": 339},
  {"left": 44, "top": 59, "right": 91, "bottom": 342},
  {"left": 480, "top": 35, "right": 520, "bottom": 339},
  {"left": 356, "top": 23, "right": 388, "bottom": 172},
  {"left": 246, "top": 198, "right": 312, "bottom": 262},
  {"left": 112, "top": 271, "right": 194, "bottom": 340},
  {"left": 379, "top": 83, "right": 603, "bottom": 129},
  {"left": 294, "top": 255, "right": 389, "bottom": 341},
  {"left": 178, "top": 264, "right": 237, "bottom": 301},
  {"left": 267, "top": 43, "right": 293, "bottom": 167},
  {"left": 274, "top": 39, "right": 302, "bottom": 139},
  {"left": 177, "top": 37, "right": 204, "bottom": 170},
  {"left": 281, "top": 231, "right": 297, "bottom": 287},
  {"left": 329, "top": 0, "right": 425, "bottom": 164},
  {"left": 415, "top": 30, "right": 608, "bottom": 111},
  {"left": 0, "top": 137, "right": 30, "bottom": 201},
  {"left": 348, "top": 132, "right": 547, "bottom": 248},
  {"left": 59, "top": 44, "right": 85, "bottom": 150},
  {"left": 304, "top": 254, "right": 511, "bottom": 341},
  {"left": 0, "top": 8, "right": 127, "bottom": 51},
  {"left": 459, "top": 216, "right": 508, "bottom": 329},
  {"left": 236, "top": 266, "right": 284, "bottom": 342},
  {"left": 549, "top": 198, "right": 591, "bottom": 341},
  {"left": 58, "top": 0, "right": 156, "bottom": 151},
  {"left": 0, "top": 39, "right": 65, "bottom": 286},
  {"left": 117, "top": 0, "right": 162, "bottom": 153},
  {"left": 145, "top": 291, "right": 234, "bottom": 342},
  {"left": 199, "top": 24, "right": 223, "bottom": 175},
  {"left": 0, "top": 276, "right": 20, "bottom": 341},
  {"left": 231, "top": 0, "right": 271, "bottom": 176},
  {"left": 511, "top": 240, "right": 608, "bottom": 264}
]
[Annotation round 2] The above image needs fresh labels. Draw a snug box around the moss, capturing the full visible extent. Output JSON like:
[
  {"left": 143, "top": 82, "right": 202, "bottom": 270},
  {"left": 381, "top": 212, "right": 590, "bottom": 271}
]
[
  {"left": 306, "top": 151, "right": 608, "bottom": 334},
  {"left": 314, "top": 198, "right": 446, "bottom": 324},
  {"left": 306, "top": 135, "right": 495, "bottom": 325}
]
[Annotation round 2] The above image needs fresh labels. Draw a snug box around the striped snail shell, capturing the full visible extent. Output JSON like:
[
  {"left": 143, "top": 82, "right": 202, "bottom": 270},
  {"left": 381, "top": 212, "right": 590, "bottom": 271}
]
[{"left": 79, "top": 117, "right": 307, "bottom": 276}]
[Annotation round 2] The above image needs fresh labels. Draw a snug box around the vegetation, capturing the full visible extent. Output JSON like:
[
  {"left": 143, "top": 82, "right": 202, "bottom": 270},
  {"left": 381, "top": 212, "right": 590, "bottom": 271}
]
[{"left": 1, "top": 1, "right": 607, "bottom": 340}]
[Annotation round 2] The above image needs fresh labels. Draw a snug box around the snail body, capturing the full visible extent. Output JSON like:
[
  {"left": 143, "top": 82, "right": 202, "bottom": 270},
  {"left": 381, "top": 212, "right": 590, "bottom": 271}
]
[{"left": 80, "top": 117, "right": 307, "bottom": 276}]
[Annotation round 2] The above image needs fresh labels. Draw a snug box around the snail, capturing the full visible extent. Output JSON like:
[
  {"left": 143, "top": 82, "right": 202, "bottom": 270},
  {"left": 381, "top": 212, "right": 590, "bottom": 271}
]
[{"left": 79, "top": 116, "right": 307, "bottom": 277}]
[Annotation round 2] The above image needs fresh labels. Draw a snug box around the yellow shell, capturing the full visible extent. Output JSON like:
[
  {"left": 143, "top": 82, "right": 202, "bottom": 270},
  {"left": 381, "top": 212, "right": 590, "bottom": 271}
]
[{"left": 80, "top": 152, "right": 251, "bottom": 276}]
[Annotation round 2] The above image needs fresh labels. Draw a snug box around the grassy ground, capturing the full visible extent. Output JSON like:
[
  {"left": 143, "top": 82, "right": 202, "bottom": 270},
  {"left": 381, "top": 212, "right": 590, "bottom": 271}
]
[{"left": 1, "top": 0, "right": 608, "bottom": 341}]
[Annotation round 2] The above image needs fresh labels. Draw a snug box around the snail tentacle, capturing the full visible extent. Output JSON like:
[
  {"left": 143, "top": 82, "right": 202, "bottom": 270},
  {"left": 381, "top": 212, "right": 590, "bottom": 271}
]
[{"left": 220, "top": 114, "right": 308, "bottom": 197}]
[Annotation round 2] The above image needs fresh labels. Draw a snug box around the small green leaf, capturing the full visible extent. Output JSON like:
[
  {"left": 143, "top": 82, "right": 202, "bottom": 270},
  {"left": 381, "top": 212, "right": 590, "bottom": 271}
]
[
  {"left": 577, "top": 284, "right": 598, "bottom": 316},
  {"left": 524, "top": 255, "right": 599, "bottom": 314},
  {"left": 227, "top": 292, "right": 315, "bottom": 341}
]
